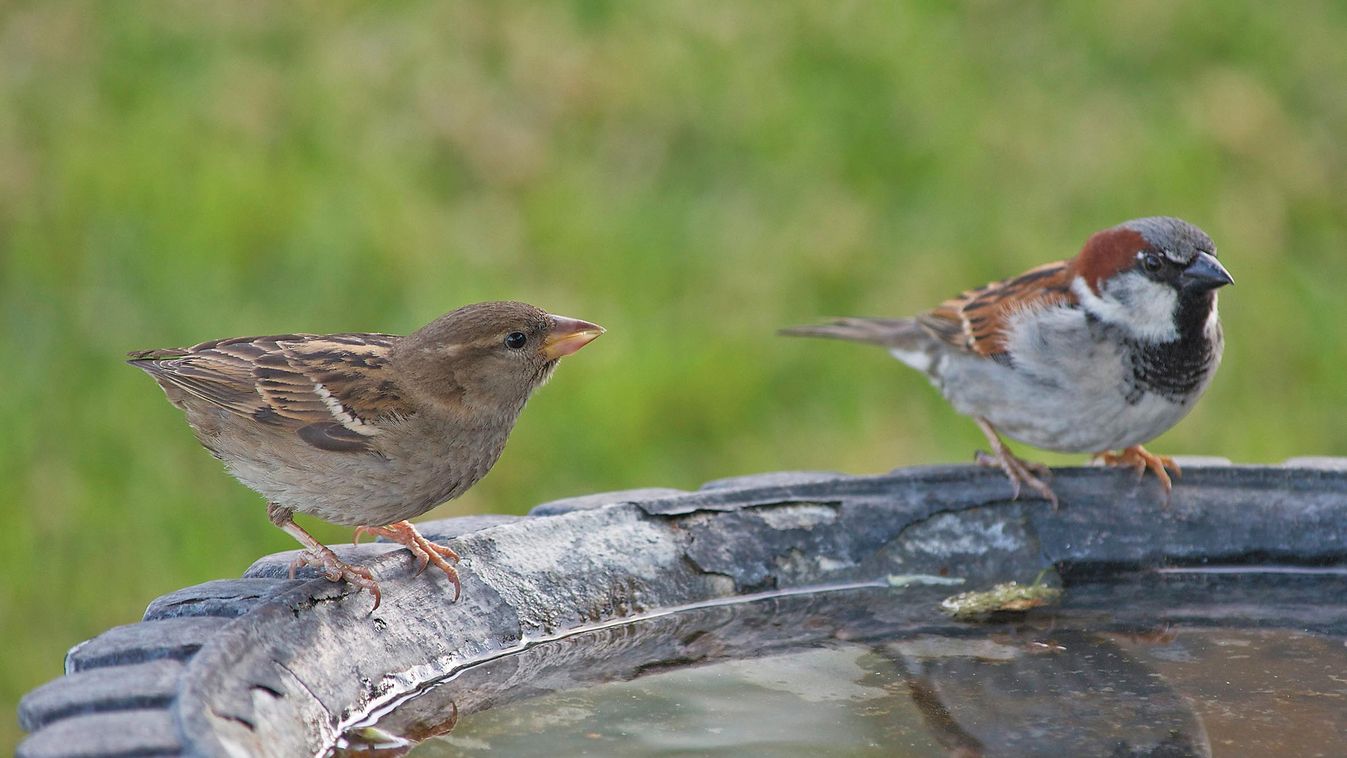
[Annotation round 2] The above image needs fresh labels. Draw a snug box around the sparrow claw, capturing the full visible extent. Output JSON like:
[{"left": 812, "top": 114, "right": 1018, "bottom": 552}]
[
  {"left": 976, "top": 450, "right": 1019, "bottom": 498},
  {"left": 1022, "top": 458, "right": 1053, "bottom": 479},
  {"left": 977, "top": 449, "right": 1059, "bottom": 511},
  {"left": 1094, "top": 445, "right": 1180, "bottom": 506},
  {"left": 974, "top": 418, "right": 1060, "bottom": 510},
  {"left": 353, "top": 521, "right": 462, "bottom": 602},
  {"left": 289, "top": 546, "right": 384, "bottom": 611},
  {"left": 411, "top": 547, "right": 432, "bottom": 577}
]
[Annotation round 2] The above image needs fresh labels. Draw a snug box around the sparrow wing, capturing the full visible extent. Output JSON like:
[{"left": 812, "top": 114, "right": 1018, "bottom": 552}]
[
  {"left": 129, "top": 333, "right": 412, "bottom": 453},
  {"left": 917, "top": 261, "right": 1076, "bottom": 362}
]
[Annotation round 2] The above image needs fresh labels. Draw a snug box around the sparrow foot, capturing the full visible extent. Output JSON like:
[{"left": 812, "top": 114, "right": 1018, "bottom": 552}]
[
  {"left": 1093, "top": 445, "right": 1180, "bottom": 505},
  {"left": 289, "top": 547, "right": 383, "bottom": 610},
  {"left": 354, "top": 520, "right": 462, "bottom": 601},
  {"left": 974, "top": 418, "right": 1059, "bottom": 510},
  {"left": 975, "top": 450, "right": 1059, "bottom": 510},
  {"left": 268, "top": 503, "right": 384, "bottom": 610}
]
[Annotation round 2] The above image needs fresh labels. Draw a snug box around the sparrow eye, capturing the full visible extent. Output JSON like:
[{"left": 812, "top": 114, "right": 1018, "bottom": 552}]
[
  {"left": 503, "top": 331, "right": 528, "bottom": 349},
  {"left": 1140, "top": 252, "right": 1164, "bottom": 274}
]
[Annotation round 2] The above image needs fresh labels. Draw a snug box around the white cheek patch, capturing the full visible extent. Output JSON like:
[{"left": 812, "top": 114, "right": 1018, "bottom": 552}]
[
  {"left": 1071, "top": 273, "right": 1179, "bottom": 342},
  {"left": 313, "top": 382, "right": 382, "bottom": 436}
]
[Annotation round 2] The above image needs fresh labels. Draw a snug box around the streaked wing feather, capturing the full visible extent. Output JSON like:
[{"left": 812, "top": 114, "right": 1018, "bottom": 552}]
[
  {"left": 297, "top": 422, "right": 377, "bottom": 453},
  {"left": 129, "top": 332, "right": 411, "bottom": 453},
  {"left": 274, "top": 335, "right": 410, "bottom": 424},
  {"left": 131, "top": 341, "right": 274, "bottom": 418},
  {"left": 918, "top": 262, "right": 1076, "bottom": 359}
]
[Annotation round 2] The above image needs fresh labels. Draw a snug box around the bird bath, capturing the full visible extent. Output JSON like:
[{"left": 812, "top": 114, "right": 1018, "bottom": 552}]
[
  {"left": 347, "top": 576, "right": 1347, "bottom": 757},
  {"left": 18, "top": 460, "right": 1347, "bottom": 757}
]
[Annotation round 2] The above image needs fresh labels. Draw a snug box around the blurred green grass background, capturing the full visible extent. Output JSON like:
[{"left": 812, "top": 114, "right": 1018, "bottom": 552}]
[{"left": 3, "top": 1, "right": 1346, "bottom": 747}]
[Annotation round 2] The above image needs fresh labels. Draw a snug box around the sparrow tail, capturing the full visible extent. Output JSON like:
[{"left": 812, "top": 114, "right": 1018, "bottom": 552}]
[{"left": 778, "top": 317, "right": 923, "bottom": 348}]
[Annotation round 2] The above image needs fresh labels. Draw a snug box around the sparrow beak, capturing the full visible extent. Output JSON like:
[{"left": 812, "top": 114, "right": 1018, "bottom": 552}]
[
  {"left": 1179, "top": 251, "right": 1234, "bottom": 292},
  {"left": 541, "top": 315, "right": 605, "bottom": 359}
]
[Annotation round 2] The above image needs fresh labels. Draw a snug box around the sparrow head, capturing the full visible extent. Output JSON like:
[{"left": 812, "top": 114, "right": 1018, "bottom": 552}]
[
  {"left": 393, "top": 301, "right": 604, "bottom": 417},
  {"left": 1072, "top": 216, "right": 1232, "bottom": 343}
]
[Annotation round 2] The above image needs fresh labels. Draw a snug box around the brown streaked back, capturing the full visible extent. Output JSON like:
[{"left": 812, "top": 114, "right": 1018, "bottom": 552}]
[{"left": 916, "top": 261, "right": 1077, "bottom": 360}]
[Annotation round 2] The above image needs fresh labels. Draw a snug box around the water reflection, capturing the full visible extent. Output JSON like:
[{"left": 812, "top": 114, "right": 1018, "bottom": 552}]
[
  {"left": 892, "top": 631, "right": 1208, "bottom": 756},
  {"left": 335, "top": 572, "right": 1347, "bottom": 757}
]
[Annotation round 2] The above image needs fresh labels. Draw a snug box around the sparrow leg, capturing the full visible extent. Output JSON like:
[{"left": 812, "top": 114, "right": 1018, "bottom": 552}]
[
  {"left": 973, "top": 418, "right": 1059, "bottom": 510},
  {"left": 1093, "top": 445, "right": 1180, "bottom": 504},
  {"left": 353, "top": 520, "right": 462, "bottom": 602},
  {"left": 267, "top": 503, "right": 383, "bottom": 610}
]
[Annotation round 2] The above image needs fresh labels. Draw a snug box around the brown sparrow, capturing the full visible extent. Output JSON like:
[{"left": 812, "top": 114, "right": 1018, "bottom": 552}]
[
  {"left": 783, "top": 217, "right": 1233, "bottom": 508},
  {"left": 130, "top": 301, "right": 604, "bottom": 607}
]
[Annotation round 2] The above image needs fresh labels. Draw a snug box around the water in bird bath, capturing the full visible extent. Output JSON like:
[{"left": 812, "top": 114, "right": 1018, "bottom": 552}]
[{"left": 334, "top": 570, "right": 1347, "bottom": 757}]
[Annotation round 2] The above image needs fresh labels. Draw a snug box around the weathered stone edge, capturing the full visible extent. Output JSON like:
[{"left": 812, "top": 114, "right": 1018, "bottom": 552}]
[{"left": 17, "top": 459, "right": 1347, "bottom": 757}]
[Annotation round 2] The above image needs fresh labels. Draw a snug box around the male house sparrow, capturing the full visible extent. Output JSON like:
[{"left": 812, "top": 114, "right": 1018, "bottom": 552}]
[
  {"left": 130, "top": 301, "right": 603, "bottom": 607},
  {"left": 783, "top": 217, "right": 1232, "bottom": 508}
]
